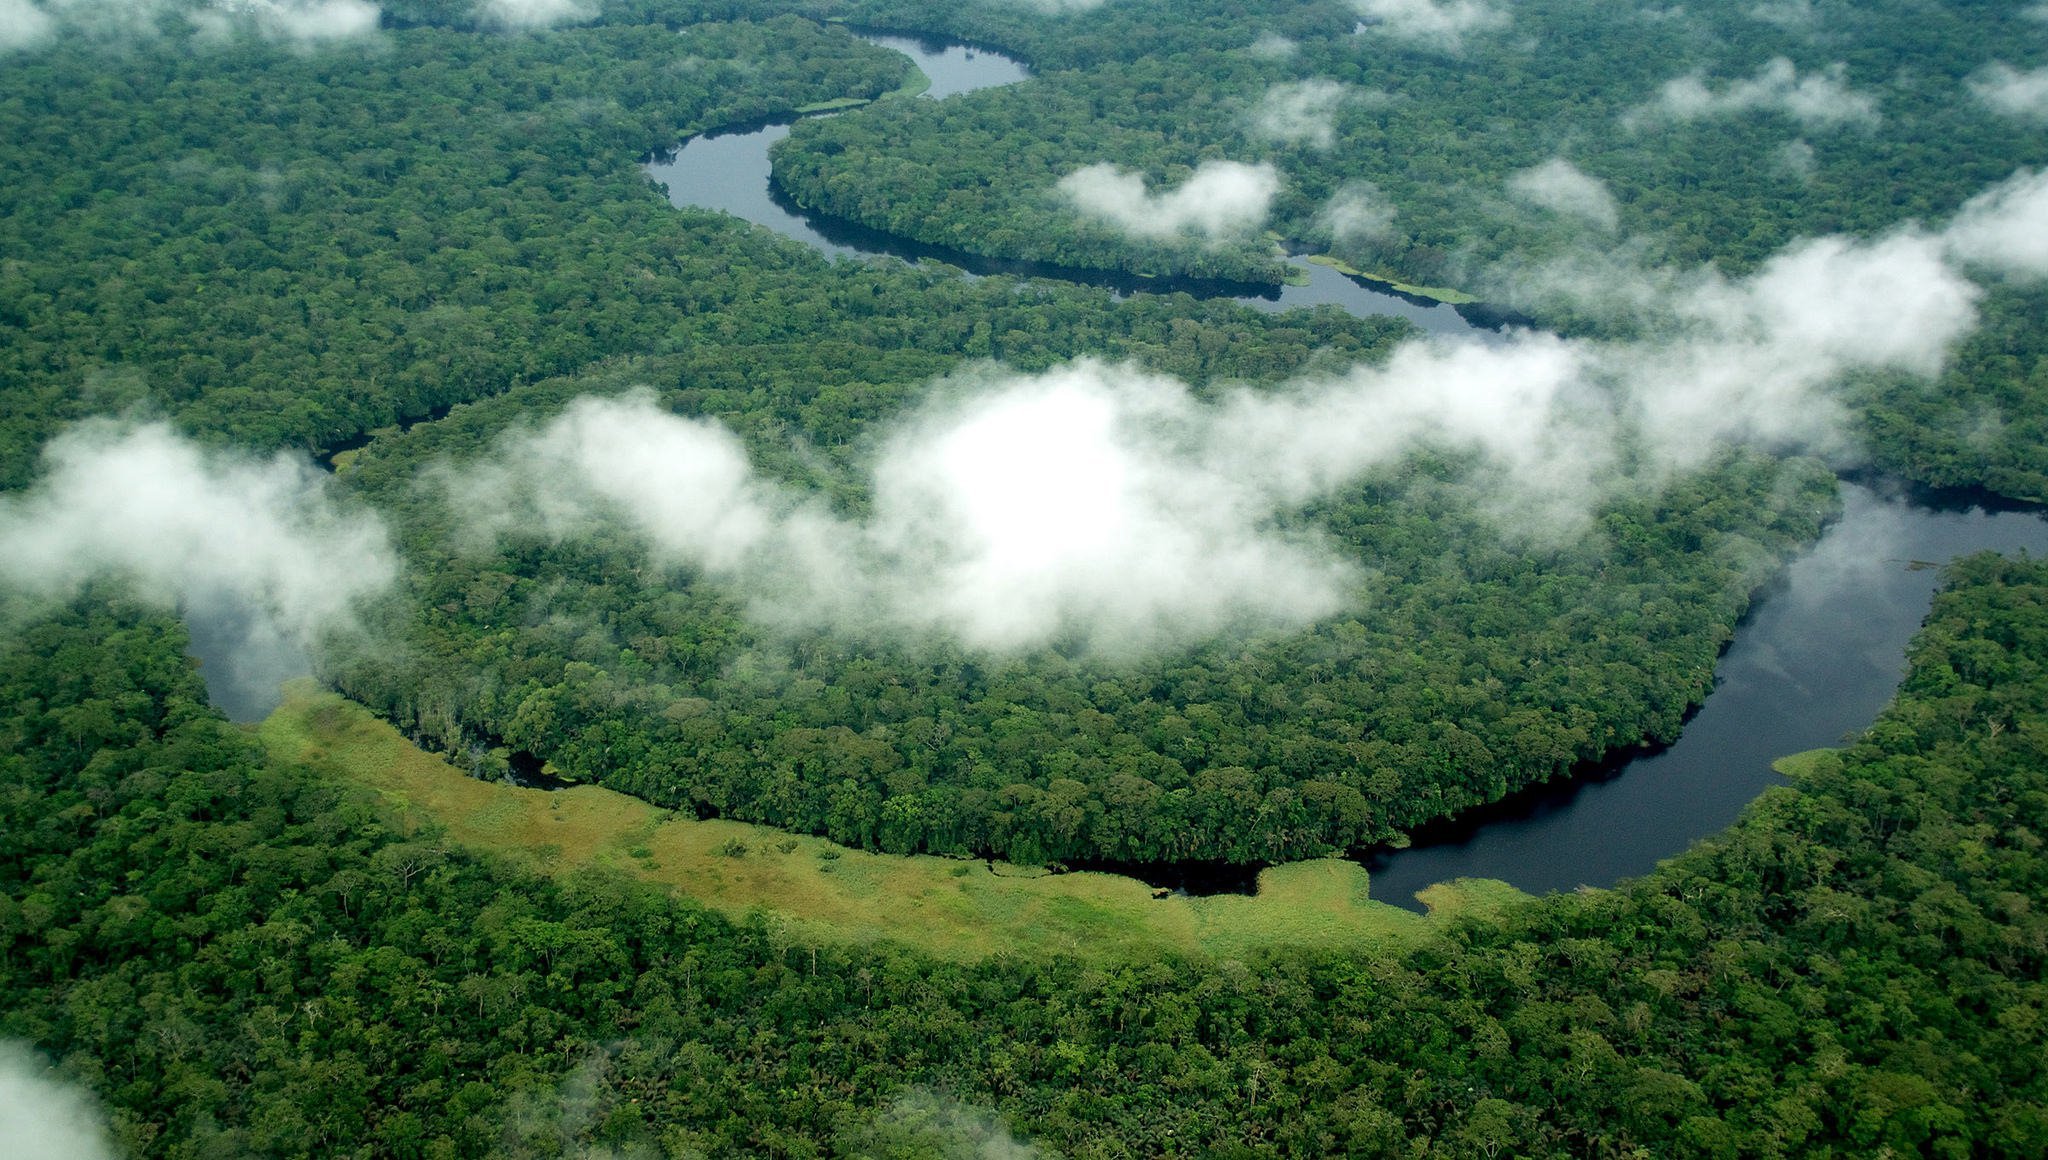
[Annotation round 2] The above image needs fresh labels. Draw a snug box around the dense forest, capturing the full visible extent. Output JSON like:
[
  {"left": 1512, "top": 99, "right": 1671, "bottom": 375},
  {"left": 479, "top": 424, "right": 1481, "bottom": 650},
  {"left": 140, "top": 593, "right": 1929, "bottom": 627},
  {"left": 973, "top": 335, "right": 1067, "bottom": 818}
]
[
  {"left": 6, "top": 555, "right": 2047, "bottom": 1155},
  {"left": 5, "top": 0, "right": 2048, "bottom": 1153}
]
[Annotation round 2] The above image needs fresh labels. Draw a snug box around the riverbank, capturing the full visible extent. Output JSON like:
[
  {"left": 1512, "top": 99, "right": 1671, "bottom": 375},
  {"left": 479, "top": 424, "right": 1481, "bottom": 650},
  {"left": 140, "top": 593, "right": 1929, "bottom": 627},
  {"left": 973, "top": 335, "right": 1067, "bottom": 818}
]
[{"left": 259, "top": 682, "right": 1524, "bottom": 960}]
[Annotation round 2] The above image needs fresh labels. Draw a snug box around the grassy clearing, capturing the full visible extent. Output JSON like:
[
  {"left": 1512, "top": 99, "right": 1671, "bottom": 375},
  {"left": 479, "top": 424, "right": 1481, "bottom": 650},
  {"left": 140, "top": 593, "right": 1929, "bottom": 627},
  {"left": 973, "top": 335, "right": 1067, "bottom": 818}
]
[
  {"left": 1772, "top": 748, "right": 1843, "bottom": 781},
  {"left": 259, "top": 682, "right": 1476, "bottom": 961},
  {"left": 793, "top": 96, "right": 876, "bottom": 114},
  {"left": 1302, "top": 253, "right": 1478, "bottom": 305}
]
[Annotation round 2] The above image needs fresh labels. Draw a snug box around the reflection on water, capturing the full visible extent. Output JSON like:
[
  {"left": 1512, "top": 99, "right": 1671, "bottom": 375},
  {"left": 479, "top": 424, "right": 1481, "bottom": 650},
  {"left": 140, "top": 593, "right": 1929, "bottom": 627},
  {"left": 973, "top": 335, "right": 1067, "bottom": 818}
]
[
  {"left": 643, "top": 31, "right": 1483, "bottom": 337},
  {"left": 1360, "top": 484, "right": 2048, "bottom": 909}
]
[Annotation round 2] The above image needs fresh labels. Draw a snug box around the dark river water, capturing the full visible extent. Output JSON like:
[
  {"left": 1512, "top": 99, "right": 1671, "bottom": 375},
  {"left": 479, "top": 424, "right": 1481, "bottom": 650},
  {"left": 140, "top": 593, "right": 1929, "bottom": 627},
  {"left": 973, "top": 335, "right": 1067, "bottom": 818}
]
[
  {"left": 642, "top": 32, "right": 1477, "bottom": 337},
  {"left": 198, "top": 29, "right": 2048, "bottom": 915},
  {"left": 638, "top": 26, "right": 2048, "bottom": 906}
]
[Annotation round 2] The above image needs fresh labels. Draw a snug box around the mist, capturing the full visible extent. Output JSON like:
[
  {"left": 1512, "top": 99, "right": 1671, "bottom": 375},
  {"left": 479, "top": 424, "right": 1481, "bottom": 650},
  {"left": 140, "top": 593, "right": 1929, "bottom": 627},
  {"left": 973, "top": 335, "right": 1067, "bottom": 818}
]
[
  {"left": 1508, "top": 159, "right": 1618, "bottom": 230},
  {"left": 1251, "top": 81, "right": 1349, "bottom": 149},
  {"left": 452, "top": 174, "right": 2048, "bottom": 656},
  {"left": 1352, "top": 0, "right": 1506, "bottom": 51},
  {"left": 1058, "top": 160, "right": 1280, "bottom": 240},
  {"left": 1638, "top": 58, "right": 1879, "bottom": 130},
  {"left": 0, "top": 0, "right": 381, "bottom": 51},
  {"left": 0, "top": 0, "right": 54, "bottom": 51},
  {"left": 474, "top": 0, "right": 595, "bottom": 30},
  {"left": 0, "top": 1042, "right": 116, "bottom": 1160},
  {"left": 1971, "top": 63, "right": 2048, "bottom": 121},
  {"left": 191, "top": 0, "right": 381, "bottom": 46},
  {"left": 1318, "top": 180, "right": 1398, "bottom": 243},
  {"left": 1944, "top": 168, "right": 2048, "bottom": 280},
  {"left": 0, "top": 420, "right": 398, "bottom": 719},
  {"left": 1247, "top": 32, "right": 1297, "bottom": 59}
]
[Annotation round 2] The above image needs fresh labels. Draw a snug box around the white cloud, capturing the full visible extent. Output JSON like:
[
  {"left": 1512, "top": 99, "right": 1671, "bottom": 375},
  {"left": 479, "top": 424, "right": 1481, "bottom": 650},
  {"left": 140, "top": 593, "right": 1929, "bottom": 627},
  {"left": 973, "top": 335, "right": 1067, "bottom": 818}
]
[
  {"left": 0, "top": 0, "right": 381, "bottom": 50},
  {"left": 0, "top": 1043, "right": 116, "bottom": 1160},
  {"left": 1059, "top": 160, "right": 1280, "bottom": 240},
  {"left": 1642, "top": 58, "right": 1879, "bottom": 129},
  {"left": 1775, "top": 139, "right": 1816, "bottom": 180},
  {"left": 1944, "top": 168, "right": 2048, "bottom": 280},
  {"left": 1747, "top": 0, "right": 1814, "bottom": 28},
  {"left": 1318, "top": 180, "right": 1398, "bottom": 243},
  {"left": 469, "top": 384, "right": 1351, "bottom": 654},
  {"left": 0, "top": 421, "right": 398, "bottom": 707},
  {"left": 1247, "top": 31, "right": 1297, "bottom": 59},
  {"left": 1508, "top": 159, "right": 1619, "bottom": 230},
  {"left": 1251, "top": 80, "right": 1350, "bottom": 149},
  {"left": 460, "top": 210, "right": 2002, "bottom": 650},
  {"left": 1353, "top": 0, "right": 1506, "bottom": 51},
  {"left": 0, "top": 0, "right": 54, "bottom": 51},
  {"left": 1970, "top": 63, "right": 2048, "bottom": 121},
  {"left": 473, "top": 0, "right": 595, "bottom": 30},
  {"left": 192, "top": 0, "right": 381, "bottom": 46}
]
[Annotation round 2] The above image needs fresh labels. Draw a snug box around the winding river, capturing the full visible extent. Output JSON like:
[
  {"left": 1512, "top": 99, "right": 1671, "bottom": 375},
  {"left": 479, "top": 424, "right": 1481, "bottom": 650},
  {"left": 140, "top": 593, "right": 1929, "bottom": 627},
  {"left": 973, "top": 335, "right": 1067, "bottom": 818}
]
[
  {"left": 637, "top": 29, "right": 2048, "bottom": 908},
  {"left": 643, "top": 32, "right": 1478, "bottom": 337}
]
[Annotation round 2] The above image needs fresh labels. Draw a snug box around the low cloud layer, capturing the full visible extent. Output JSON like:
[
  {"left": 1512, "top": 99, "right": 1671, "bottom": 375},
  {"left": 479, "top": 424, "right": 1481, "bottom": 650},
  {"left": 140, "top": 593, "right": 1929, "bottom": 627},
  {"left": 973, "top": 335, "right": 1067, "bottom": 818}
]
[
  {"left": 1353, "top": 0, "right": 1506, "bottom": 50},
  {"left": 1251, "top": 80, "right": 1350, "bottom": 149},
  {"left": 456, "top": 173, "right": 2048, "bottom": 655},
  {"left": 1318, "top": 180, "right": 1398, "bottom": 243},
  {"left": 468, "top": 380, "right": 1351, "bottom": 653},
  {"left": 1247, "top": 31, "right": 1297, "bottom": 59},
  {"left": 1058, "top": 160, "right": 1280, "bottom": 240},
  {"left": 0, "top": 1042, "right": 116, "bottom": 1160},
  {"left": 1971, "top": 63, "right": 2048, "bottom": 121},
  {"left": 193, "top": 0, "right": 380, "bottom": 45},
  {"left": 0, "top": 420, "right": 398, "bottom": 714},
  {"left": 1641, "top": 58, "right": 1879, "bottom": 129},
  {"left": 474, "top": 0, "right": 595, "bottom": 30},
  {"left": 0, "top": 0, "right": 55, "bottom": 51},
  {"left": 1, "top": 0, "right": 381, "bottom": 51},
  {"left": 1943, "top": 168, "right": 2048, "bottom": 279},
  {"left": 1508, "top": 159, "right": 1619, "bottom": 230}
]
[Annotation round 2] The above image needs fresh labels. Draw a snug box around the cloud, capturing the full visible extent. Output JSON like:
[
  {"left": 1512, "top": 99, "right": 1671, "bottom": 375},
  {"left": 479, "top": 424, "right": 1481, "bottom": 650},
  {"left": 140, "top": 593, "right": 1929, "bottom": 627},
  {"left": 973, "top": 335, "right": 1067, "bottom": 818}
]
[
  {"left": 473, "top": 0, "right": 595, "bottom": 30},
  {"left": 1508, "top": 159, "right": 1619, "bottom": 230},
  {"left": 1251, "top": 80, "right": 1350, "bottom": 149},
  {"left": 1775, "top": 139, "right": 1816, "bottom": 180},
  {"left": 1058, "top": 160, "right": 1280, "bottom": 239},
  {"left": 1317, "top": 180, "right": 1398, "bottom": 243},
  {"left": 1641, "top": 58, "right": 1879, "bottom": 129},
  {"left": 1970, "top": 63, "right": 2048, "bottom": 121},
  {"left": 458, "top": 206, "right": 2008, "bottom": 652},
  {"left": 469, "top": 382, "right": 1352, "bottom": 654},
  {"left": 1747, "top": 0, "right": 1814, "bottom": 28},
  {"left": 1353, "top": 0, "right": 1506, "bottom": 50},
  {"left": 11, "top": 0, "right": 177, "bottom": 43},
  {"left": 0, "top": 420, "right": 399, "bottom": 714},
  {"left": 989, "top": 0, "right": 1112, "bottom": 11},
  {"left": 192, "top": 0, "right": 381, "bottom": 46},
  {"left": 0, "top": 1042, "right": 117, "bottom": 1160},
  {"left": 1943, "top": 168, "right": 2048, "bottom": 280},
  {"left": 0, "top": 0, "right": 380, "bottom": 50},
  {"left": 850, "top": 1090, "right": 1053, "bottom": 1160},
  {"left": 0, "top": 0, "right": 54, "bottom": 51},
  {"left": 1247, "top": 31, "right": 1297, "bottom": 59}
]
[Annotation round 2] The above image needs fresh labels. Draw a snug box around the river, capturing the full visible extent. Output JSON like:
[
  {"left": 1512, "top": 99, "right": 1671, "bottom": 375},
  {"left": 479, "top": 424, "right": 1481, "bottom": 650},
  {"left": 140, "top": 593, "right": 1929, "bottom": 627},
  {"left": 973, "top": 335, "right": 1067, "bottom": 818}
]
[
  {"left": 640, "top": 27, "right": 2048, "bottom": 908},
  {"left": 194, "top": 29, "right": 2048, "bottom": 915},
  {"left": 641, "top": 31, "right": 1478, "bottom": 337}
]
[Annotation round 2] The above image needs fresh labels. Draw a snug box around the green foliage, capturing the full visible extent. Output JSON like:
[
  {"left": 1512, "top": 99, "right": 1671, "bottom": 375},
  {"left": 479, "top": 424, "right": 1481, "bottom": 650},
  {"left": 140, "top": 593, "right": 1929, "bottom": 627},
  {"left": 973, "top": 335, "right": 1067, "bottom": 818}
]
[
  {"left": 7, "top": 548, "right": 2048, "bottom": 1156},
  {"left": 0, "top": 11, "right": 912, "bottom": 485},
  {"left": 334, "top": 432, "right": 1836, "bottom": 867}
]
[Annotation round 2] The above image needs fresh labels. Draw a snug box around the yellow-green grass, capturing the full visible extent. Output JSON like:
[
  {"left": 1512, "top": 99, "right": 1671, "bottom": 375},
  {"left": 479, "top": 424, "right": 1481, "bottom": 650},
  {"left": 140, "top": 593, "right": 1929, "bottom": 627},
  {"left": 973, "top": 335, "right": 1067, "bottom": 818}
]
[
  {"left": 1302, "top": 253, "right": 1478, "bottom": 305},
  {"left": 1772, "top": 747, "right": 1843, "bottom": 780},
  {"left": 259, "top": 682, "right": 1496, "bottom": 961},
  {"left": 793, "top": 96, "right": 878, "bottom": 114}
]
